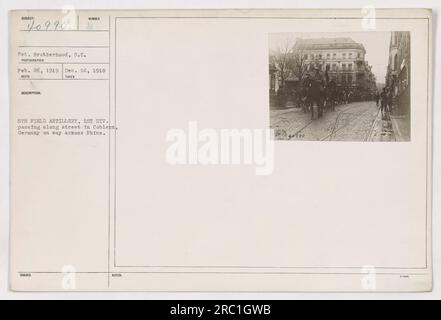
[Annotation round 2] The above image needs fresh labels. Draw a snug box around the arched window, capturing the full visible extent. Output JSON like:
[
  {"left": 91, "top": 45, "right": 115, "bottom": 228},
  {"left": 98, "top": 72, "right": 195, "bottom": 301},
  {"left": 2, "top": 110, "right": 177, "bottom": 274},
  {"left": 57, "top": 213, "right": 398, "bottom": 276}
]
[{"left": 394, "top": 53, "right": 398, "bottom": 71}]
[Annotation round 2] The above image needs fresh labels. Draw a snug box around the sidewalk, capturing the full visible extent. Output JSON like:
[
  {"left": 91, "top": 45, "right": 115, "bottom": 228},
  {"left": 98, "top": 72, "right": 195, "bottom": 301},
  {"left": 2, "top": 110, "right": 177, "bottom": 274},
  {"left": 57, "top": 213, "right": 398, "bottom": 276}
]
[
  {"left": 390, "top": 115, "right": 411, "bottom": 142},
  {"left": 368, "top": 111, "right": 411, "bottom": 142},
  {"left": 368, "top": 111, "right": 395, "bottom": 142}
]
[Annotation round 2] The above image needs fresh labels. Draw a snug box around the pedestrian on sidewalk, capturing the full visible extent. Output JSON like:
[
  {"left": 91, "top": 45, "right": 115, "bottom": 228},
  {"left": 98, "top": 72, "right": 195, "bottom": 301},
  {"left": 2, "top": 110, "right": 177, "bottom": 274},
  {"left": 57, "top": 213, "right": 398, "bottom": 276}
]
[
  {"left": 380, "top": 88, "right": 389, "bottom": 120},
  {"left": 387, "top": 89, "right": 394, "bottom": 115}
]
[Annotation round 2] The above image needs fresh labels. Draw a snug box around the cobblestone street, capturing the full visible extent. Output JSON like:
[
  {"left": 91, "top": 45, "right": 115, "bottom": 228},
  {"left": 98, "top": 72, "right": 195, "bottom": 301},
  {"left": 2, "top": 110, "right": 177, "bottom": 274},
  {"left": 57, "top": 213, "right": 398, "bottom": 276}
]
[{"left": 270, "top": 101, "right": 400, "bottom": 141}]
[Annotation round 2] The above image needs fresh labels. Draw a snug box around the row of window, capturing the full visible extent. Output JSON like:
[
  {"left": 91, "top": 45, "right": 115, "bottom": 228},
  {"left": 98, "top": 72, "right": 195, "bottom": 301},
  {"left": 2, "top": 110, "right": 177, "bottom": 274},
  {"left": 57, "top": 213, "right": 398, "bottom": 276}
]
[
  {"left": 304, "top": 52, "right": 362, "bottom": 60},
  {"left": 330, "top": 74, "right": 354, "bottom": 83},
  {"left": 306, "top": 63, "right": 354, "bottom": 71},
  {"left": 330, "top": 63, "right": 353, "bottom": 71}
]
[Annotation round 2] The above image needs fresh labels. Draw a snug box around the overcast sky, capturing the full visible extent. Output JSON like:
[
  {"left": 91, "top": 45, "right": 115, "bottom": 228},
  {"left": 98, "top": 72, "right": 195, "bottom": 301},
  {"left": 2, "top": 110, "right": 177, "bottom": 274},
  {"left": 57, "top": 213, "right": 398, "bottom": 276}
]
[{"left": 269, "top": 32, "right": 391, "bottom": 84}]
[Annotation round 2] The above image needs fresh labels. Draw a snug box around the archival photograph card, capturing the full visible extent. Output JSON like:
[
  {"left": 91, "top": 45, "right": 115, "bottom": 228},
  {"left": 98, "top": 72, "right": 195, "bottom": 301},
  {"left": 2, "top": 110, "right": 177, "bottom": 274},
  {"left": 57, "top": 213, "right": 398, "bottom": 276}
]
[{"left": 9, "top": 9, "right": 432, "bottom": 292}]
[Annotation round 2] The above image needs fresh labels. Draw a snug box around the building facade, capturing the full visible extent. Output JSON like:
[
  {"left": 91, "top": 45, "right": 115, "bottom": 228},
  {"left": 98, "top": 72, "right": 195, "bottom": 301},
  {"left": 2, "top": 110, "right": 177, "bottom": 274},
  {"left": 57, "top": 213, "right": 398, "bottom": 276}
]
[
  {"left": 292, "top": 37, "right": 377, "bottom": 94},
  {"left": 385, "top": 31, "right": 411, "bottom": 116}
]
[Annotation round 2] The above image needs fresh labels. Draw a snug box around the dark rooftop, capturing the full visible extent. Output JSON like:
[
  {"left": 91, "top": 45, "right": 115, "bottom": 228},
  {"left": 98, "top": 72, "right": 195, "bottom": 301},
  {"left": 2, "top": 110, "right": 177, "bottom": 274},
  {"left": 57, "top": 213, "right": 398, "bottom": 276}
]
[{"left": 293, "top": 37, "right": 366, "bottom": 52}]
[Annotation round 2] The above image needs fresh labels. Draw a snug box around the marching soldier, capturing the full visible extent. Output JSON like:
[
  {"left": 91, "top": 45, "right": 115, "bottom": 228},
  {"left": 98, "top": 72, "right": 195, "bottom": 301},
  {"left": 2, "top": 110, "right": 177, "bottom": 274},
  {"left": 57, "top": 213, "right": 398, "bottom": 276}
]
[
  {"left": 375, "top": 91, "right": 380, "bottom": 107},
  {"left": 308, "top": 67, "right": 325, "bottom": 119},
  {"left": 327, "top": 79, "right": 337, "bottom": 112}
]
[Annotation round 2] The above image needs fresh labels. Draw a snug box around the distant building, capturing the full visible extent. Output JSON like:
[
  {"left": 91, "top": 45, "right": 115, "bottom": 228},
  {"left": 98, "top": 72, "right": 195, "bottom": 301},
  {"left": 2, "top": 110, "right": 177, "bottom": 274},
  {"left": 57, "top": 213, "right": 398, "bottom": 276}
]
[
  {"left": 376, "top": 82, "right": 386, "bottom": 91},
  {"left": 385, "top": 31, "right": 411, "bottom": 116},
  {"left": 292, "top": 37, "right": 377, "bottom": 93}
]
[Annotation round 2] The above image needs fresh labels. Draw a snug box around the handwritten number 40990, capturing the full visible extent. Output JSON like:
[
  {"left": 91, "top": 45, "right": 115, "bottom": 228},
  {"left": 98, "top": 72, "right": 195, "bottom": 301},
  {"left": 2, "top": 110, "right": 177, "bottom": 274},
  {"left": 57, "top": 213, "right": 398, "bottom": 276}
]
[{"left": 26, "top": 19, "right": 74, "bottom": 32}]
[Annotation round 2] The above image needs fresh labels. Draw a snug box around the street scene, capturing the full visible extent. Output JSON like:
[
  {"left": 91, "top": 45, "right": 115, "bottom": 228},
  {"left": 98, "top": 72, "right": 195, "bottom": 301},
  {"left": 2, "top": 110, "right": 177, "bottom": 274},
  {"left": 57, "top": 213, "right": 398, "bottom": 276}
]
[{"left": 269, "top": 32, "right": 411, "bottom": 141}]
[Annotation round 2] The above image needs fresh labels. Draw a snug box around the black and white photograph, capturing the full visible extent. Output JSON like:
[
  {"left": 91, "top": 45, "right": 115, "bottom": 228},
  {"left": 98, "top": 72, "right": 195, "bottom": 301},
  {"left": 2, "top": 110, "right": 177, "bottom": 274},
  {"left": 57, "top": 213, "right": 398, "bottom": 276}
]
[{"left": 269, "top": 32, "right": 411, "bottom": 141}]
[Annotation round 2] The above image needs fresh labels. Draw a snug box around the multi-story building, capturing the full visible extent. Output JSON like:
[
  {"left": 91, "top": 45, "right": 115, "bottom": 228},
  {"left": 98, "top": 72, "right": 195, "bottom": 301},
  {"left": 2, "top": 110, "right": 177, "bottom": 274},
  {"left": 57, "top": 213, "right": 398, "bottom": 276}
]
[
  {"left": 385, "top": 31, "right": 411, "bottom": 116},
  {"left": 292, "top": 37, "right": 376, "bottom": 94}
]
